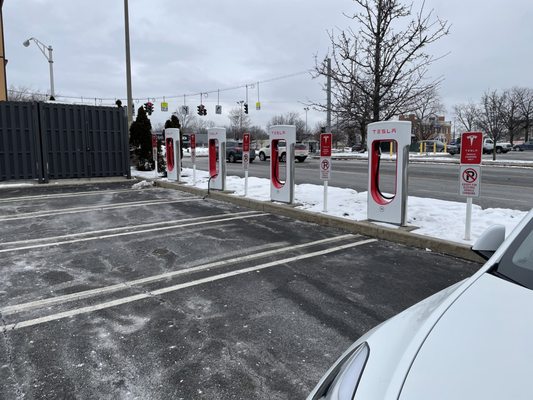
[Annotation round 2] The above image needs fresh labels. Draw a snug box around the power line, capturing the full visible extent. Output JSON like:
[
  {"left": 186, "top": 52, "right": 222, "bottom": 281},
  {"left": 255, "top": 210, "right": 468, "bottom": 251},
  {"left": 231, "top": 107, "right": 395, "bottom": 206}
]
[{"left": 9, "top": 69, "right": 314, "bottom": 104}]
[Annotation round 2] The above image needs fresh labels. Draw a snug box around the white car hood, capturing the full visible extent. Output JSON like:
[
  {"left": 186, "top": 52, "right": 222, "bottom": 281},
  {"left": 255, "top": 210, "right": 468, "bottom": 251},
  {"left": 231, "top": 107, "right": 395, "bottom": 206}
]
[{"left": 400, "top": 273, "right": 533, "bottom": 400}]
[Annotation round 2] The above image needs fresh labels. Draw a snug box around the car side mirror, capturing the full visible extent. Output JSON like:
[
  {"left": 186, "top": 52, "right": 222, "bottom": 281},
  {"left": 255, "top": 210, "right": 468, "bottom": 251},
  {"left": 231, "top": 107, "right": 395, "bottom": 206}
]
[{"left": 472, "top": 224, "right": 505, "bottom": 260}]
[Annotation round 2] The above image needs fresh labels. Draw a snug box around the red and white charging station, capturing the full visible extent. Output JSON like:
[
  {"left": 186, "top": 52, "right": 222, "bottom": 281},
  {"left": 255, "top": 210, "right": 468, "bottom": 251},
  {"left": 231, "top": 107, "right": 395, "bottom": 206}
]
[
  {"left": 207, "top": 127, "right": 226, "bottom": 191},
  {"left": 269, "top": 125, "right": 295, "bottom": 203},
  {"left": 367, "top": 121, "right": 411, "bottom": 225},
  {"left": 165, "top": 128, "right": 181, "bottom": 181}
]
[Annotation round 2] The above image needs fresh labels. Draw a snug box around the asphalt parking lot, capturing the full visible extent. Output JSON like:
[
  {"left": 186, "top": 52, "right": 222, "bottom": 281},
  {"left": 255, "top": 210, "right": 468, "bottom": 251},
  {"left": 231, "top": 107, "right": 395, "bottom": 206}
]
[{"left": 0, "top": 180, "right": 480, "bottom": 400}]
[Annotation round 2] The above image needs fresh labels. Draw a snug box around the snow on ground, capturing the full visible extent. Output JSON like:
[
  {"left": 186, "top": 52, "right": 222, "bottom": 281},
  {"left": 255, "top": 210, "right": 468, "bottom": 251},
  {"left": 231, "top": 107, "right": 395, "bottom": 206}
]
[{"left": 132, "top": 167, "right": 528, "bottom": 245}]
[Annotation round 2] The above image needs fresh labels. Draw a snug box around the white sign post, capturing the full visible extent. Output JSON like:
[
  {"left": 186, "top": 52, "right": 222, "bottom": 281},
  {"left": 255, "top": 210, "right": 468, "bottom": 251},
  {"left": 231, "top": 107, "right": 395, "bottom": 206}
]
[
  {"left": 190, "top": 133, "right": 196, "bottom": 185},
  {"left": 242, "top": 133, "right": 250, "bottom": 197},
  {"left": 320, "top": 133, "right": 332, "bottom": 212},
  {"left": 459, "top": 132, "right": 483, "bottom": 240}
]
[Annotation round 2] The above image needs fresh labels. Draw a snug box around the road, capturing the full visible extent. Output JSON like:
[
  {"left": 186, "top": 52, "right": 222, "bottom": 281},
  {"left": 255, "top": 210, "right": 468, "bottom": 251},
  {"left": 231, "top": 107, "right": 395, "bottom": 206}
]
[
  {"left": 0, "top": 181, "right": 479, "bottom": 399},
  {"left": 184, "top": 153, "right": 533, "bottom": 211}
]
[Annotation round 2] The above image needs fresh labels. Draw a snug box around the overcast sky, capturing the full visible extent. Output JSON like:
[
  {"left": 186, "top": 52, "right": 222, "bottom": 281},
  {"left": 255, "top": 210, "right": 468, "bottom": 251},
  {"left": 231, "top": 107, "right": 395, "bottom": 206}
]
[{"left": 4, "top": 0, "right": 533, "bottom": 130}]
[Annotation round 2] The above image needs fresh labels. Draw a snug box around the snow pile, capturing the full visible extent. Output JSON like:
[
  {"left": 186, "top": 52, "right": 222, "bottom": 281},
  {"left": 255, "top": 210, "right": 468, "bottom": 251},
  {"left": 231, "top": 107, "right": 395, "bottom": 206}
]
[
  {"left": 131, "top": 167, "right": 528, "bottom": 245},
  {"left": 132, "top": 180, "right": 154, "bottom": 189}
]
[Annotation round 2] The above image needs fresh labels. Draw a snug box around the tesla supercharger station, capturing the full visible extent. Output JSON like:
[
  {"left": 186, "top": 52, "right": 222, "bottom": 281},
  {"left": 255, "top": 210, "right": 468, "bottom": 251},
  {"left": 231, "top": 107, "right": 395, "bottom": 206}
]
[
  {"left": 367, "top": 120, "right": 411, "bottom": 225},
  {"left": 207, "top": 127, "right": 226, "bottom": 191},
  {"left": 269, "top": 125, "right": 295, "bottom": 203},
  {"left": 165, "top": 128, "right": 181, "bottom": 182}
]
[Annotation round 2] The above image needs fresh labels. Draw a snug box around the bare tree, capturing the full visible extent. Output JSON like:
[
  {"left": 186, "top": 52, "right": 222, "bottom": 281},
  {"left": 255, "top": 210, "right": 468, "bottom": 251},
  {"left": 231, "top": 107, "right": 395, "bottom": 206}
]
[
  {"left": 477, "top": 90, "right": 507, "bottom": 160},
  {"left": 314, "top": 0, "right": 449, "bottom": 145},
  {"left": 453, "top": 101, "right": 480, "bottom": 133},
  {"left": 267, "top": 112, "right": 306, "bottom": 140},
  {"left": 410, "top": 87, "right": 445, "bottom": 140},
  {"left": 502, "top": 88, "right": 523, "bottom": 144},
  {"left": 7, "top": 85, "right": 48, "bottom": 102},
  {"left": 227, "top": 107, "right": 251, "bottom": 139},
  {"left": 172, "top": 107, "right": 198, "bottom": 134},
  {"left": 516, "top": 87, "right": 533, "bottom": 142}
]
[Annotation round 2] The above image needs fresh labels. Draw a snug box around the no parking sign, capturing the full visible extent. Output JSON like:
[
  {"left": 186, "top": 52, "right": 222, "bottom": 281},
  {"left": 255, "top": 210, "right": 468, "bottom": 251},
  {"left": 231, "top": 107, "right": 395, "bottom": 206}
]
[
  {"left": 460, "top": 165, "right": 481, "bottom": 197},
  {"left": 320, "top": 133, "right": 332, "bottom": 180}
]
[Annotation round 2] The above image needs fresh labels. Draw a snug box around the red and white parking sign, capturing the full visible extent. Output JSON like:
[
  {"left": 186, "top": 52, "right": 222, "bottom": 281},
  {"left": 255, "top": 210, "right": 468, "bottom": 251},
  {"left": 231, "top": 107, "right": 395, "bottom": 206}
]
[
  {"left": 320, "top": 133, "right": 332, "bottom": 157},
  {"left": 320, "top": 133, "right": 332, "bottom": 180},
  {"left": 459, "top": 132, "right": 483, "bottom": 197},
  {"left": 460, "top": 165, "right": 481, "bottom": 197},
  {"left": 460, "top": 132, "right": 483, "bottom": 164},
  {"left": 242, "top": 133, "right": 250, "bottom": 171}
]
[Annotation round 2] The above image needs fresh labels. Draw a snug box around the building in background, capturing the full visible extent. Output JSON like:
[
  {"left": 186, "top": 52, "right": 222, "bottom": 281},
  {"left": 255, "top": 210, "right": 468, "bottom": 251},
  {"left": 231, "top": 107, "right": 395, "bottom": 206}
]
[{"left": 399, "top": 114, "right": 452, "bottom": 143}]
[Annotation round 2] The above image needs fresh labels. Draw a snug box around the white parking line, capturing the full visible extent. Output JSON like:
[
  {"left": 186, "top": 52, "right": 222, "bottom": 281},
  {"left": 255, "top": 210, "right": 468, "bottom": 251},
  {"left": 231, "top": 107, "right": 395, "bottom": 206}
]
[
  {"left": 0, "top": 188, "right": 153, "bottom": 203},
  {"left": 1, "top": 234, "right": 356, "bottom": 315},
  {"left": 0, "top": 197, "right": 202, "bottom": 222},
  {"left": 0, "top": 212, "right": 268, "bottom": 254},
  {"left": 1, "top": 238, "right": 377, "bottom": 331},
  {"left": 0, "top": 211, "right": 260, "bottom": 247}
]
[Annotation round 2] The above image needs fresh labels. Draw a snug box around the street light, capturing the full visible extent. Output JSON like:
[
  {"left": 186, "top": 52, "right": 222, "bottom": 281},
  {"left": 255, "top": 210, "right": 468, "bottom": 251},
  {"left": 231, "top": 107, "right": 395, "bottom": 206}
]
[
  {"left": 304, "top": 107, "right": 310, "bottom": 138},
  {"left": 23, "top": 37, "right": 55, "bottom": 100}
]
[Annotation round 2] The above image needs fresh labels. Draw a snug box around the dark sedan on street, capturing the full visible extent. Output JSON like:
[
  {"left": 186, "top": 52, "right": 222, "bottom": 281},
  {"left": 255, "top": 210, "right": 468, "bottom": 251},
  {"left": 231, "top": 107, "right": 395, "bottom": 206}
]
[
  {"left": 226, "top": 140, "right": 256, "bottom": 163},
  {"left": 514, "top": 140, "right": 533, "bottom": 151}
]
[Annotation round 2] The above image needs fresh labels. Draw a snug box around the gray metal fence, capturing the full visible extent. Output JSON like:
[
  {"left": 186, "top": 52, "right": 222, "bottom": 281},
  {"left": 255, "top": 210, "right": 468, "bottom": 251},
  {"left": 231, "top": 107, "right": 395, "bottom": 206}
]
[
  {"left": 0, "top": 101, "right": 130, "bottom": 182},
  {"left": 0, "top": 102, "right": 44, "bottom": 181}
]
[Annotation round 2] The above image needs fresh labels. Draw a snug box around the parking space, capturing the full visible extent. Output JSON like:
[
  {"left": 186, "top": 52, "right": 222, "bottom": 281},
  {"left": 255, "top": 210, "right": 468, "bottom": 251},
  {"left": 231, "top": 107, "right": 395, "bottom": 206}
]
[{"left": 0, "top": 181, "right": 480, "bottom": 399}]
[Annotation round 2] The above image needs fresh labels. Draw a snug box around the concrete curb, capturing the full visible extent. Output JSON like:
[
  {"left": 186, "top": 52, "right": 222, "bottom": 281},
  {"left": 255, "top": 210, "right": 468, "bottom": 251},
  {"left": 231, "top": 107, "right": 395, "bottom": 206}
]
[{"left": 155, "top": 180, "right": 484, "bottom": 264}]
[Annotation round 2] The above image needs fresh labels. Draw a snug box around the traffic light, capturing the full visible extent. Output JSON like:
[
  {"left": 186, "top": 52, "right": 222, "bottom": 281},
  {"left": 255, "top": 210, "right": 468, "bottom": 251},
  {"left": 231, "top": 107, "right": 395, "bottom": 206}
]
[
  {"left": 197, "top": 105, "right": 207, "bottom": 116},
  {"left": 145, "top": 102, "right": 154, "bottom": 115},
  {"left": 244, "top": 103, "right": 249, "bottom": 114}
]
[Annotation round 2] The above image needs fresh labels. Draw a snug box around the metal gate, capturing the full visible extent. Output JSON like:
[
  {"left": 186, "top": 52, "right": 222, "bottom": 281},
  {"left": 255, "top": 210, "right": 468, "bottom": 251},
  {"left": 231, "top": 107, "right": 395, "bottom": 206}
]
[
  {"left": 0, "top": 102, "right": 44, "bottom": 181},
  {"left": 0, "top": 101, "right": 130, "bottom": 182}
]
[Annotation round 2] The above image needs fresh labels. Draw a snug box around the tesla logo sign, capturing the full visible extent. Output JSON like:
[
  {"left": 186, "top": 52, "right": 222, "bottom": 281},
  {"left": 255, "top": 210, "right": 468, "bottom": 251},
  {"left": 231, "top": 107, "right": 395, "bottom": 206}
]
[
  {"left": 460, "top": 132, "right": 483, "bottom": 165},
  {"left": 320, "top": 133, "right": 332, "bottom": 157}
]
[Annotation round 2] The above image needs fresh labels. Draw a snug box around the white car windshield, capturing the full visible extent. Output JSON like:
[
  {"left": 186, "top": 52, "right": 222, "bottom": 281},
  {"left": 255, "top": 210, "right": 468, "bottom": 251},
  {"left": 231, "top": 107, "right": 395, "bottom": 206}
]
[{"left": 497, "top": 219, "right": 533, "bottom": 289}]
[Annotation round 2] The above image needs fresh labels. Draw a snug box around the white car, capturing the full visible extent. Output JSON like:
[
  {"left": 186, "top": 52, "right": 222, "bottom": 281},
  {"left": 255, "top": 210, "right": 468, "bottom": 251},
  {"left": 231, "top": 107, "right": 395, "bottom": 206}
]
[
  {"left": 308, "top": 209, "right": 533, "bottom": 400},
  {"left": 258, "top": 143, "right": 309, "bottom": 162}
]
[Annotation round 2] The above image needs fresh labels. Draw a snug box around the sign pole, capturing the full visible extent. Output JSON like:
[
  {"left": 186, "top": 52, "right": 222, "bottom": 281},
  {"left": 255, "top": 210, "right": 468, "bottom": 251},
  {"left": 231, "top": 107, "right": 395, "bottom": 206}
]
[
  {"left": 320, "top": 133, "right": 332, "bottom": 212},
  {"left": 323, "top": 180, "right": 328, "bottom": 212},
  {"left": 465, "top": 197, "right": 472, "bottom": 240}
]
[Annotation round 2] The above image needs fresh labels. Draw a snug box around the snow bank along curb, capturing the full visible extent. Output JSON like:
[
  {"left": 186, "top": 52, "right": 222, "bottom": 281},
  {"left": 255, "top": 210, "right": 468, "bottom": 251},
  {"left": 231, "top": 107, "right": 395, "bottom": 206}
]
[{"left": 155, "top": 180, "right": 484, "bottom": 264}]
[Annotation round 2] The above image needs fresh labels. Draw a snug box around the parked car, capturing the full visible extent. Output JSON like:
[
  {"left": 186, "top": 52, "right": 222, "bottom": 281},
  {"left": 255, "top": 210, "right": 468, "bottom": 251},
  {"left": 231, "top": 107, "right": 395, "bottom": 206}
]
[
  {"left": 514, "top": 140, "right": 533, "bottom": 151},
  {"left": 258, "top": 142, "right": 309, "bottom": 162},
  {"left": 483, "top": 138, "right": 511, "bottom": 154},
  {"left": 307, "top": 209, "right": 533, "bottom": 400},
  {"left": 351, "top": 143, "right": 367, "bottom": 153},
  {"left": 412, "top": 140, "right": 458, "bottom": 155},
  {"left": 225, "top": 140, "right": 256, "bottom": 163}
]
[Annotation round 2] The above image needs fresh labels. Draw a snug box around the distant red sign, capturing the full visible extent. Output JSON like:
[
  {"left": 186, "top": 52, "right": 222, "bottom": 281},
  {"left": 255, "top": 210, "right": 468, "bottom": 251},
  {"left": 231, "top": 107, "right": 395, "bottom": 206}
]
[
  {"left": 242, "top": 133, "right": 250, "bottom": 152},
  {"left": 320, "top": 133, "right": 332, "bottom": 157},
  {"left": 190, "top": 133, "right": 196, "bottom": 149},
  {"left": 152, "top": 135, "right": 157, "bottom": 148},
  {"left": 460, "top": 132, "right": 483, "bottom": 164}
]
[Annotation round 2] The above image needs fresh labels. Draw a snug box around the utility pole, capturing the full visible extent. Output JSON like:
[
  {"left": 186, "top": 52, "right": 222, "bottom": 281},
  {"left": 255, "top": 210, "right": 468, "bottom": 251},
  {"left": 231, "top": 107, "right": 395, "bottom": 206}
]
[
  {"left": 124, "top": 0, "right": 133, "bottom": 127},
  {"left": 0, "top": 0, "right": 7, "bottom": 101},
  {"left": 237, "top": 100, "right": 244, "bottom": 140},
  {"left": 326, "top": 58, "right": 331, "bottom": 132}
]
